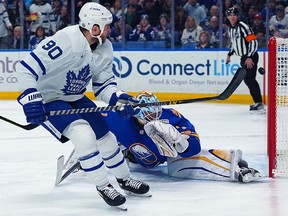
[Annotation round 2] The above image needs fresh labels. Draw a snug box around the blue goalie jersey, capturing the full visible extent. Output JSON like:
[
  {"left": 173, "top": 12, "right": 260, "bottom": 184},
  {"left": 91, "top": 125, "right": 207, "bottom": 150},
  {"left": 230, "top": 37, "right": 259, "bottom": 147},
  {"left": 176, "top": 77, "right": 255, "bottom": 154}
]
[{"left": 102, "top": 108, "right": 201, "bottom": 168}]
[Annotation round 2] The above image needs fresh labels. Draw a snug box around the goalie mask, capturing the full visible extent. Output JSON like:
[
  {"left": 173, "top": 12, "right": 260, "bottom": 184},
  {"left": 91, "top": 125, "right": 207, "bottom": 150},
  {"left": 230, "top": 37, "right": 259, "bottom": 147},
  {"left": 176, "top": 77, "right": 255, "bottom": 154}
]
[{"left": 134, "top": 91, "right": 162, "bottom": 124}]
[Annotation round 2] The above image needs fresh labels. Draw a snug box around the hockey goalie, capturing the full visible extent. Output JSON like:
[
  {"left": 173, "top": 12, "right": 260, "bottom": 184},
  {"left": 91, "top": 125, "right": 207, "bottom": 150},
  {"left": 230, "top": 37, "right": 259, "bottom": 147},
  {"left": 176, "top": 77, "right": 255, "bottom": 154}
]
[{"left": 58, "top": 91, "right": 261, "bottom": 184}]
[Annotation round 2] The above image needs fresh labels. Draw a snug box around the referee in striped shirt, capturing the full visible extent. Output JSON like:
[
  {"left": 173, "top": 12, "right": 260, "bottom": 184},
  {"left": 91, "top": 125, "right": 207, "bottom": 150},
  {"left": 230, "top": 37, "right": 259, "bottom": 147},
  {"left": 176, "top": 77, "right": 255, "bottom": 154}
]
[{"left": 225, "top": 7, "right": 265, "bottom": 114}]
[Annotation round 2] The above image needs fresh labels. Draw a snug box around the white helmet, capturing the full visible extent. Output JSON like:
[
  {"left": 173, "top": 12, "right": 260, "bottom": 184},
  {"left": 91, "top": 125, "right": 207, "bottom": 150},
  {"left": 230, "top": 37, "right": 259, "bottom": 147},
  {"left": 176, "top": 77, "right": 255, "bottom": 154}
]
[
  {"left": 134, "top": 91, "right": 162, "bottom": 124},
  {"left": 79, "top": 2, "right": 112, "bottom": 44}
]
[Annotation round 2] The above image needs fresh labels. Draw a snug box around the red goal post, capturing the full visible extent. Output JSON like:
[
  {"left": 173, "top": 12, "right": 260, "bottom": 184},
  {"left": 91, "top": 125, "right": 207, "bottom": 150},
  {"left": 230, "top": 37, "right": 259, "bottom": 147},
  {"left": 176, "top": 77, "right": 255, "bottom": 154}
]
[{"left": 268, "top": 37, "right": 288, "bottom": 178}]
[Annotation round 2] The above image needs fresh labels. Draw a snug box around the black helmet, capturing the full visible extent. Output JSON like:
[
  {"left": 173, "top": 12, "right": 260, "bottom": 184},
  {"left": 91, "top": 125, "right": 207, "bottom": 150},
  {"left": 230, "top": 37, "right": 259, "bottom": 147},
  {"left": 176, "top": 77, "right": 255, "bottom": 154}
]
[{"left": 226, "top": 7, "right": 239, "bottom": 16}]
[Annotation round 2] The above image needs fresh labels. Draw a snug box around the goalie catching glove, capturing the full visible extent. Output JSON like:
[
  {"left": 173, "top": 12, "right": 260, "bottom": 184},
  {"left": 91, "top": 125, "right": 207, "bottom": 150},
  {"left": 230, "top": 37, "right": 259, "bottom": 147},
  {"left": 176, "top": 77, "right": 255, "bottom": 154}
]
[
  {"left": 144, "top": 120, "right": 189, "bottom": 158},
  {"left": 17, "top": 88, "right": 46, "bottom": 124}
]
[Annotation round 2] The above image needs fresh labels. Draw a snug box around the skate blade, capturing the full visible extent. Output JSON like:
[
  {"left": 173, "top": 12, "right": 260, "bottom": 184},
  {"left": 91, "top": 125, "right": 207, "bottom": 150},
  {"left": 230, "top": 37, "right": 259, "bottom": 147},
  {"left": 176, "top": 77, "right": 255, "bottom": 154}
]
[
  {"left": 249, "top": 110, "right": 266, "bottom": 115},
  {"left": 124, "top": 191, "right": 152, "bottom": 197},
  {"left": 242, "top": 173, "right": 253, "bottom": 183},
  {"left": 115, "top": 204, "right": 127, "bottom": 211}
]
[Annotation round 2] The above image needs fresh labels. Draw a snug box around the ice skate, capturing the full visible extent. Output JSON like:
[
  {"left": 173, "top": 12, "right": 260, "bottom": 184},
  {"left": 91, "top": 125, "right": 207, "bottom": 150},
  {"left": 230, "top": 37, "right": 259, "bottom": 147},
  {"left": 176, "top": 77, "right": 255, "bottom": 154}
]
[
  {"left": 117, "top": 177, "right": 151, "bottom": 197},
  {"left": 249, "top": 102, "right": 266, "bottom": 114},
  {"left": 97, "top": 184, "right": 127, "bottom": 210},
  {"left": 237, "top": 167, "right": 261, "bottom": 183}
]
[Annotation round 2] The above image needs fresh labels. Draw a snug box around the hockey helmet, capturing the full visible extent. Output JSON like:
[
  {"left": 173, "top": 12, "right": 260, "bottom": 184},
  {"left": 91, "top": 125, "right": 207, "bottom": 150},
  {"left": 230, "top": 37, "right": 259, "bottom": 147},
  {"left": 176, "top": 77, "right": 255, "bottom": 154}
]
[
  {"left": 226, "top": 7, "right": 239, "bottom": 16},
  {"left": 134, "top": 91, "right": 162, "bottom": 123},
  {"left": 79, "top": 2, "right": 112, "bottom": 43}
]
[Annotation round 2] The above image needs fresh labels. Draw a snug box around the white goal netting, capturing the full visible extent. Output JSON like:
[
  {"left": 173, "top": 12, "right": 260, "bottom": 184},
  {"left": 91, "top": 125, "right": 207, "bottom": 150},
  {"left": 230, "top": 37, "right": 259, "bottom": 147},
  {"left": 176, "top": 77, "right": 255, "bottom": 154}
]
[{"left": 271, "top": 38, "right": 288, "bottom": 176}]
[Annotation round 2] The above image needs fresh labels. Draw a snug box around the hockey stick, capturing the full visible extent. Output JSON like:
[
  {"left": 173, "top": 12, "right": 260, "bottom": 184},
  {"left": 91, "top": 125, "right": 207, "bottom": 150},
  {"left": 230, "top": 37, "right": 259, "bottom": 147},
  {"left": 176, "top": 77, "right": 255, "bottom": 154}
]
[
  {"left": 48, "top": 67, "right": 247, "bottom": 116},
  {"left": 1, "top": 67, "right": 246, "bottom": 128},
  {"left": 0, "top": 115, "right": 39, "bottom": 130}
]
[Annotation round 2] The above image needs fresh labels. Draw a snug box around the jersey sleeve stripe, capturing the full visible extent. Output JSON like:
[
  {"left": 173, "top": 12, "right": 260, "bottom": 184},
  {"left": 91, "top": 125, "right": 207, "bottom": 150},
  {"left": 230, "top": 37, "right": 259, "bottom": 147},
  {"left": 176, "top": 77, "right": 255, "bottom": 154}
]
[
  {"left": 20, "top": 60, "right": 39, "bottom": 81},
  {"left": 30, "top": 52, "right": 46, "bottom": 75},
  {"left": 92, "top": 76, "right": 115, "bottom": 86},
  {"left": 93, "top": 81, "right": 117, "bottom": 97}
]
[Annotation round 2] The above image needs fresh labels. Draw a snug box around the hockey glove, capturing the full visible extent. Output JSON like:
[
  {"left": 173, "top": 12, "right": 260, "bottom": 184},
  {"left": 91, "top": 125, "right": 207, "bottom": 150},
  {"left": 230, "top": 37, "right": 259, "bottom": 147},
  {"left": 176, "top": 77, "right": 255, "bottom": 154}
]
[
  {"left": 17, "top": 88, "right": 46, "bottom": 124},
  {"left": 109, "top": 90, "right": 138, "bottom": 105},
  {"left": 119, "top": 98, "right": 140, "bottom": 119}
]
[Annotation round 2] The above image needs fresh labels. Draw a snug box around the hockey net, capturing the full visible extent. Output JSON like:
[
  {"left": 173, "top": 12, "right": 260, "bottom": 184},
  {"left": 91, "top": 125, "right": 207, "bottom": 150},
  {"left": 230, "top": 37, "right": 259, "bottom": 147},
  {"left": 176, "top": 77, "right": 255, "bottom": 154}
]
[{"left": 268, "top": 37, "right": 288, "bottom": 177}]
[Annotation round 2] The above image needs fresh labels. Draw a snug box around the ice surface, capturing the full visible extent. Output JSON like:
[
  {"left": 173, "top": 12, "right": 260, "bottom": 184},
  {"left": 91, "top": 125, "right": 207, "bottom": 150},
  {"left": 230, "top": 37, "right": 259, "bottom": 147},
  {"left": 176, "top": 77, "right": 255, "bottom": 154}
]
[{"left": 1, "top": 100, "right": 287, "bottom": 216}]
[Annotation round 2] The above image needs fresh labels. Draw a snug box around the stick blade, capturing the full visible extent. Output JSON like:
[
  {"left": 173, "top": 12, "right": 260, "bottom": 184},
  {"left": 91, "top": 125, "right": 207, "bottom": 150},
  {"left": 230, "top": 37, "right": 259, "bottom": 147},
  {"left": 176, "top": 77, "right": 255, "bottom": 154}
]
[{"left": 218, "top": 67, "right": 247, "bottom": 100}]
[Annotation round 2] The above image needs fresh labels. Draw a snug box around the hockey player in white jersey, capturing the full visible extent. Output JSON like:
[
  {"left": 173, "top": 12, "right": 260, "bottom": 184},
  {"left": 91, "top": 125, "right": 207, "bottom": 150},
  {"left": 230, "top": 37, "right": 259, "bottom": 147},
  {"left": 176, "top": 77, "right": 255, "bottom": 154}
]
[{"left": 16, "top": 2, "right": 149, "bottom": 210}]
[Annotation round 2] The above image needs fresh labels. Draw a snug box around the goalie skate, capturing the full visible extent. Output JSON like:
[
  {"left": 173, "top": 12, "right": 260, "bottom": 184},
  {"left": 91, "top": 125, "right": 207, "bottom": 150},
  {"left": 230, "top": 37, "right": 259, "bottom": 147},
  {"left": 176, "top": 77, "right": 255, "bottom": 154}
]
[
  {"left": 237, "top": 167, "right": 261, "bottom": 183},
  {"left": 117, "top": 177, "right": 152, "bottom": 197}
]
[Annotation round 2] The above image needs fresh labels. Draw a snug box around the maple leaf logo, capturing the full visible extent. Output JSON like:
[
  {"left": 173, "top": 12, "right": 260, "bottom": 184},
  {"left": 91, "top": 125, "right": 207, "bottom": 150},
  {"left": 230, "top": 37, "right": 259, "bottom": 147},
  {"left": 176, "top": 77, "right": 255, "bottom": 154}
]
[{"left": 61, "top": 64, "right": 92, "bottom": 95}]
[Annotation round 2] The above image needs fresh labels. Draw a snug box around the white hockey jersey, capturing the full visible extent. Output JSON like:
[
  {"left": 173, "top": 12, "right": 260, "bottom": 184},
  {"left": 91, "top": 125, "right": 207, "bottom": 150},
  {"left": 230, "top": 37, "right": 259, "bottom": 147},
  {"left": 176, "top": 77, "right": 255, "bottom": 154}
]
[
  {"left": 17, "top": 25, "right": 119, "bottom": 104},
  {"left": 29, "top": 2, "right": 56, "bottom": 34}
]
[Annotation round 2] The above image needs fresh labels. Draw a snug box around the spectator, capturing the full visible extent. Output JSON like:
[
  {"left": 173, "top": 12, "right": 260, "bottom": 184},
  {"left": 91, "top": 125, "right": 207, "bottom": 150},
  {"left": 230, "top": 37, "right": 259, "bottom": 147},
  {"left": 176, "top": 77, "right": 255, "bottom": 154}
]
[
  {"left": 151, "top": 13, "right": 171, "bottom": 47},
  {"left": 125, "top": 3, "right": 139, "bottom": 29},
  {"left": 269, "top": 4, "right": 288, "bottom": 38},
  {"left": 29, "top": 0, "right": 56, "bottom": 36},
  {"left": 11, "top": 25, "right": 20, "bottom": 49},
  {"left": 245, "top": 5, "right": 258, "bottom": 27},
  {"left": 181, "top": 15, "right": 203, "bottom": 46},
  {"left": 183, "top": 0, "right": 206, "bottom": 26},
  {"left": 141, "top": 0, "right": 162, "bottom": 27},
  {"left": 197, "top": 0, "right": 218, "bottom": 12},
  {"left": 52, "top": 0, "right": 63, "bottom": 20},
  {"left": 11, "top": 25, "right": 28, "bottom": 49},
  {"left": 205, "top": 16, "right": 226, "bottom": 48},
  {"left": 56, "top": 4, "right": 71, "bottom": 31},
  {"left": 0, "top": 1, "right": 12, "bottom": 49},
  {"left": 129, "top": 14, "right": 153, "bottom": 41},
  {"left": 252, "top": 14, "right": 266, "bottom": 36},
  {"left": 174, "top": 6, "right": 187, "bottom": 43},
  {"left": 241, "top": 0, "right": 254, "bottom": 19},
  {"left": 260, "top": 0, "right": 276, "bottom": 24},
  {"left": 161, "top": 0, "right": 171, "bottom": 17},
  {"left": 125, "top": 0, "right": 143, "bottom": 17},
  {"left": 204, "top": 5, "right": 219, "bottom": 29},
  {"left": 110, "top": 0, "right": 122, "bottom": 19},
  {"left": 66, "top": 0, "right": 88, "bottom": 24},
  {"left": 7, "top": 0, "right": 29, "bottom": 28},
  {"left": 110, "top": 17, "right": 133, "bottom": 42},
  {"left": 28, "top": 25, "right": 46, "bottom": 49},
  {"left": 196, "top": 31, "right": 213, "bottom": 49},
  {"left": 254, "top": 0, "right": 266, "bottom": 12},
  {"left": 207, "top": 4, "right": 219, "bottom": 20}
]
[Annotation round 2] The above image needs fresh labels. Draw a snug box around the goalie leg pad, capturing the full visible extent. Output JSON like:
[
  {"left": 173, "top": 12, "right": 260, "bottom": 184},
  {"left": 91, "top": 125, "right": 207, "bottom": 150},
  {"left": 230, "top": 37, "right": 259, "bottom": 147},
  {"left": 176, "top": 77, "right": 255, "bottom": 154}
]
[
  {"left": 167, "top": 149, "right": 237, "bottom": 180},
  {"left": 63, "top": 120, "right": 109, "bottom": 187}
]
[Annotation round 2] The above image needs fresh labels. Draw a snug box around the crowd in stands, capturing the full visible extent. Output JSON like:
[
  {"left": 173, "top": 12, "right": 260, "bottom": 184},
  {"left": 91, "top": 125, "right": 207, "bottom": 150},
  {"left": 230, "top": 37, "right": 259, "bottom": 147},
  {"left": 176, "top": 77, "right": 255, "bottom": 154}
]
[{"left": 0, "top": 0, "right": 287, "bottom": 49}]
